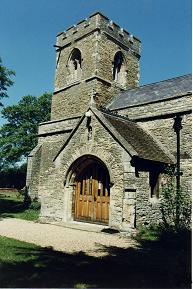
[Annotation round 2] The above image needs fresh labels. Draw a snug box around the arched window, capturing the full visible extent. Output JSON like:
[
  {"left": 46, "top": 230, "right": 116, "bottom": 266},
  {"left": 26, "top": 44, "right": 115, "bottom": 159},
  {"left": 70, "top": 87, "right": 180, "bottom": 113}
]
[
  {"left": 112, "top": 51, "right": 127, "bottom": 86},
  {"left": 67, "top": 48, "right": 82, "bottom": 83}
]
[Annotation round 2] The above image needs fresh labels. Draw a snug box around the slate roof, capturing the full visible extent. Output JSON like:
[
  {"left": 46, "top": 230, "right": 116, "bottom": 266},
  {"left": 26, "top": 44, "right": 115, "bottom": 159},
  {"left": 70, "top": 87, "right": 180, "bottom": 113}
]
[
  {"left": 107, "top": 74, "right": 192, "bottom": 110},
  {"left": 100, "top": 111, "right": 175, "bottom": 164}
]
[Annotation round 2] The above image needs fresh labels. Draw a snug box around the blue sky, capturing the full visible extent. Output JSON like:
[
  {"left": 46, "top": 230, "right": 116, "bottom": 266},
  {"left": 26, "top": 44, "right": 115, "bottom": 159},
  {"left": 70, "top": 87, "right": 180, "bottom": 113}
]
[{"left": 0, "top": 0, "right": 191, "bottom": 117}]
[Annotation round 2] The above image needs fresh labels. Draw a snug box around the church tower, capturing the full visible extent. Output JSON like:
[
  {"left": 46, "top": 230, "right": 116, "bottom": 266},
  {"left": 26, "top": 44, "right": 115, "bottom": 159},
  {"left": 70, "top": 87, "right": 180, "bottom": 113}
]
[{"left": 51, "top": 12, "right": 141, "bottom": 120}]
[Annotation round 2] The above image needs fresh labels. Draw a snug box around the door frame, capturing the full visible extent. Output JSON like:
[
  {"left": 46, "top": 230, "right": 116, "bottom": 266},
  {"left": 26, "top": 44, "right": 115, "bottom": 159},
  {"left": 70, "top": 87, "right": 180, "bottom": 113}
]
[
  {"left": 63, "top": 154, "right": 114, "bottom": 226},
  {"left": 74, "top": 161, "right": 110, "bottom": 224}
]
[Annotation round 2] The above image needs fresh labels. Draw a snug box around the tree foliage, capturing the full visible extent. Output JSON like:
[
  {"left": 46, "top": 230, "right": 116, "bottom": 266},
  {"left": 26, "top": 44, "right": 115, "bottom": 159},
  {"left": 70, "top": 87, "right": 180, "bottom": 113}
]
[
  {"left": 0, "top": 57, "right": 15, "bottom": 106},
  {"left": 0, "top": 92, "right": 52, "bottom": 168},
  {"left": 0, "top": 163, "right": 27, "bottom": 189}
]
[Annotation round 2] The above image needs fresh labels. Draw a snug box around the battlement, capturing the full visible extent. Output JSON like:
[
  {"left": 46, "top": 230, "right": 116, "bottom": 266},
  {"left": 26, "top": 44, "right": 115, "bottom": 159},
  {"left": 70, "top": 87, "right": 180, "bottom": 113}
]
[
  {"left": 56, "top": 11, "right": 141, "bottom": 56},
  {"left": 52, "top": 11, "right": 141, "bottom": 120}
]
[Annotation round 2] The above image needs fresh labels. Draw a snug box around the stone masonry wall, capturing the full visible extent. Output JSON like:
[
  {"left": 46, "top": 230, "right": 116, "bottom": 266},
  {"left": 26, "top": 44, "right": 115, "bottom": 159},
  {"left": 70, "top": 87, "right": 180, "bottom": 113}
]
[
  {"left": 38, "top": 117, "right": 80, "bottom": 137},
  {"left": 135, "top": 171, "right": 163, "bottom": 227},
  {"left": 51, "top": 79, "right": 97, "bottom": 120},
  {"left": 54, "top": 33, "right": 98, "bottom": 91},
  {"left": 27, "top": 145, "right": 42, "bottom": 199},
  {"left": 39, "top": 111, "right": 137, "bottom": 229},
  {"left": 115, "top": 94, "right": 191, "bottom": 119},
  {"left": 37, "top": 132, "right": 70, "bottom": 199},
  {"left": 97, "top": 32, "right": 140, "bottom": 89},
  {"left": 116, "top": 94, "right": 192, "bottom": 190},
  {"left": 140, "top": 115, "right": 192, "bottom": 192},
  {"left": 115, "top": 94, "right": 192, "bottom": 226},
  {"left": 28, "top": 117, "right": 80, "bottom": 198},
  {"left": 51, "top": 12, "right": 140, "bottom": 120}
]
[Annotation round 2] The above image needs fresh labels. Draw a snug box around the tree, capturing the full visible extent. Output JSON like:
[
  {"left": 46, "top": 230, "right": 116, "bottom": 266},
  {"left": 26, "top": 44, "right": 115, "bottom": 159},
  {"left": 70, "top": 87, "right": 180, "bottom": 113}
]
[
  {"left": 0, "top": 92, "right": 52, "bottom": 169},
  {"left": 0, "top": 57, "right": 15, "bottom": 106},
  {"left": 0, "top": 163, "right": 27, "bottom": 189}
]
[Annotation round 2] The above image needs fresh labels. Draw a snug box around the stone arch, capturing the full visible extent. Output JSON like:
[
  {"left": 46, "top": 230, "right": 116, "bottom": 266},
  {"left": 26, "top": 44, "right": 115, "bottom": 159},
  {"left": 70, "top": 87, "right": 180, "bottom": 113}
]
[
  {"left": 67, "top": 48, "right": 82, "bottom": 83},
  {"left": 112, "top": 51, "right": 127, "bottom": 86},
  {"left": 65, "top": 154, "right": 113, "bottom": 187}
]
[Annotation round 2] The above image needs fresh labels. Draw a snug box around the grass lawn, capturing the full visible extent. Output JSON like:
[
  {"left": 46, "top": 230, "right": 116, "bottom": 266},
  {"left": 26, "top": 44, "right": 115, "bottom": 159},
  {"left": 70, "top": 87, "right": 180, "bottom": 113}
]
[
  {"left": 0, "top": 235, "right": 90, "bottom": 288},
  {"left": 0, "top": 191, "right": 39, "bottom": 221},
  {"left": 0, "top": 192, "right": 191, "bottom": 288},
  {"left": 0, "top": 233, "right": 191, "bottom": 288},
  {"left": 0, "top": 236, "right": 47, "bottom": 288}
]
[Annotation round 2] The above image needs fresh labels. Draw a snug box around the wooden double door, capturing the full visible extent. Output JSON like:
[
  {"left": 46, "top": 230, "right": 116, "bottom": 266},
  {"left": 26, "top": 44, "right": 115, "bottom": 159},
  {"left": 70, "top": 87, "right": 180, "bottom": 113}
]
[{"left": 75, "top": 162, "right": 110, "bottom": 224}]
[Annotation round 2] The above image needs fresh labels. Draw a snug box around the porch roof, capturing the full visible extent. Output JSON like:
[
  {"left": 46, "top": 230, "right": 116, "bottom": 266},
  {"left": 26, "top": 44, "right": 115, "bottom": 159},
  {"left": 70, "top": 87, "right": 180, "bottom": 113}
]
[{"left": 99, "top": 110, "right": 175, "bottom": 164}]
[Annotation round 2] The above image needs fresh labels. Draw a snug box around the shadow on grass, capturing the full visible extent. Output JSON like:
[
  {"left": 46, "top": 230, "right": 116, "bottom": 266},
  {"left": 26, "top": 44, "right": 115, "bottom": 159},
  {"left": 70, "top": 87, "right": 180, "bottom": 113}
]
[
  {"left": 0, "top": 232, "right": 191, "bottom": 288},
  {"left": 0, "top": 197, "right": 27, "bottom": 218}
]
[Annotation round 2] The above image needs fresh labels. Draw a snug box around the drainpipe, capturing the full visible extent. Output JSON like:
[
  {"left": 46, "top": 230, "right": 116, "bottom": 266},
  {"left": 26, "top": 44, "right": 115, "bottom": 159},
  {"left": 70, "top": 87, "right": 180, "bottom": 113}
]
[{"left": 173, "top": 114, "right": 183, "bottom": 229}]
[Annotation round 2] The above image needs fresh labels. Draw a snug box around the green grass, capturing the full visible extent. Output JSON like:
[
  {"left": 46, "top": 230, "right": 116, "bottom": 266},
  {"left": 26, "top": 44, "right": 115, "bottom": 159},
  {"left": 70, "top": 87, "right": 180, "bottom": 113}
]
[
  {"left": 0, "top": 235, "right": 38, "bottom": 262},
  {"left": 135, "top": 225, "right": 160, "bottom": 242},
  {"left": 0, "top": 235, "right": 95, "bottom": 288},
  {"left": 136, "top": 224, "right": 192, "bottom": 251},
  {"left": 0, "top": 233, "right": 191, "bottom": 288},
  {"left": 0, "top": 191, "right": 40, "bottom": 221},
  {"left": 0, "top": 236, "right": 45, "bottom": 287},
  {"left": 0, "top": 192, "right": 191, "bottom": 288}
]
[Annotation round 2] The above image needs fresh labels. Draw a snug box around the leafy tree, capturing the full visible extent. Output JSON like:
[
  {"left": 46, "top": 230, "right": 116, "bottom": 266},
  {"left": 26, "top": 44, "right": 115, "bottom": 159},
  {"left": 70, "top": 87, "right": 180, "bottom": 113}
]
[
  {"left": 0, "top": 57, "right": 15, "bottom": 106},
  {"left": 0, "top": 92, "right": 52, "bottom": 168},
  {"left": 0, "top": 163, "right": 27, "bottom": 189}
]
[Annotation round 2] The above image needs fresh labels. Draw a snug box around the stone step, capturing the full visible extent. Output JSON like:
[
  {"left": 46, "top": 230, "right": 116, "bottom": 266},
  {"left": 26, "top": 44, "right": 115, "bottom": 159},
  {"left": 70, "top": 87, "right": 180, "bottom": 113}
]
[{"left": 49, "top": 220, "right": 116, "bottom": 234}]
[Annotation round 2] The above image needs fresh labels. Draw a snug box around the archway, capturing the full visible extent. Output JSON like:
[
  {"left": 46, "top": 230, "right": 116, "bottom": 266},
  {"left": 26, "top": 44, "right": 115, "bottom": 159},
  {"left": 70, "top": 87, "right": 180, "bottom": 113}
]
[
  {"left": 112, "top": 51, "right": 127, "bottom": 86},
  {"left": 71, "top": 157, "right": 110, "bottom": 224},
  {"left": 67, "top": 48, "right": 82, "bottom": 82}
]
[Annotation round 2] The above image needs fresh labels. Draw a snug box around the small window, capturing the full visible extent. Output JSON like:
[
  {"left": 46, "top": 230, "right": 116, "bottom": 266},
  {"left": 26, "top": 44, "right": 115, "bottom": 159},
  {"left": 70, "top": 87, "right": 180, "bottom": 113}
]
[
  {"left": 67, "top": 48, "right": 82, "bottom": 83},
  {"left": 149, "top": 171, "right": 160, "bottom": 199},
  {"left": 112, "top": 51, "right": 127, "bottom": 86}
]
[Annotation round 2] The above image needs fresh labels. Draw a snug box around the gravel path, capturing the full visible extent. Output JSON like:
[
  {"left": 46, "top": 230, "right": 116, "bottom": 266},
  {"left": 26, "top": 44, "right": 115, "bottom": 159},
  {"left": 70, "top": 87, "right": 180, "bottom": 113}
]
[{"left": 0, "top": 218, "right": 137, "bottom": 256}]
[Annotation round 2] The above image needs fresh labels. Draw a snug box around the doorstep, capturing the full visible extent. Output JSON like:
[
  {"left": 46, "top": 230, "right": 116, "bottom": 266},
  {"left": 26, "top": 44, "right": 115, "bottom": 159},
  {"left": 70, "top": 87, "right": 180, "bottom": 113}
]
[{"left": 49, "top": 220, "right": 111, "bottom": 233}]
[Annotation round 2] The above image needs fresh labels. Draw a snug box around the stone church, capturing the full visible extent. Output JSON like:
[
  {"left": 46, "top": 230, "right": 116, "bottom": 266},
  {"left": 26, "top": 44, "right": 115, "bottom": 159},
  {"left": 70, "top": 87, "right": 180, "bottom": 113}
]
[{"left": 27, "top": 12, "right": 192, "bottom": 231}]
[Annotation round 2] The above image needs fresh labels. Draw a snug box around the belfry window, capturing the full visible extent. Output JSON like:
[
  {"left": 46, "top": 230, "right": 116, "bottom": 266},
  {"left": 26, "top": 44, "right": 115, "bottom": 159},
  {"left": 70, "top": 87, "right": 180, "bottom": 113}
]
[
  {"left": 112, "top": 51, "right": 126, "bottom": 85},
  {"left": 67, "top": 48, "right": 82, "bottom": 83}
]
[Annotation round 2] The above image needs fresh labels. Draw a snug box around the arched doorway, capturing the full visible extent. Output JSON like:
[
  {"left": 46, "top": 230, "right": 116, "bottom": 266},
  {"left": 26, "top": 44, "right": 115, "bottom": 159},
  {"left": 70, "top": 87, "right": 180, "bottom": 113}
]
[{"left": 74, "top": 159, "right": 110, "bottom": 224}]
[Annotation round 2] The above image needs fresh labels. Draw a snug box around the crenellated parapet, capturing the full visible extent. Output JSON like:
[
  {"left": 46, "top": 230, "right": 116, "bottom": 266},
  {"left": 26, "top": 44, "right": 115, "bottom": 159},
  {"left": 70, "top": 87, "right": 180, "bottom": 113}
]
[
  {"left": 51, "top": 11, "right": 141, "bottom": 120},
  {"left": 56, "top": 11, "right": 141, "bottom": 57}
]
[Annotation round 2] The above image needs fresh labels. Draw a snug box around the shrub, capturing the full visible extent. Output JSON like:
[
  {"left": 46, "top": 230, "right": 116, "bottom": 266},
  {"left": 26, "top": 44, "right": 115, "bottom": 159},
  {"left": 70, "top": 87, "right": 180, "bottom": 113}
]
[
  {"left": 135, "top": 225, "right": 160, "bottom": 242},
  {"left": 160, "top": 167, "right": 191, "bottom": 232},
  {"left": 29, "top": 200, "right": 41, "bottom": 210},
  {"left": 0, "top": 163, "right": 27, "bottom": 189}
]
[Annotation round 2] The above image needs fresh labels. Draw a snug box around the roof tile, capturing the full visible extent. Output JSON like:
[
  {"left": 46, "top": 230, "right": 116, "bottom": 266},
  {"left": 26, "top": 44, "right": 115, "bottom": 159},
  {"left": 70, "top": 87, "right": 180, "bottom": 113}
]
[{"left": 102, "top": 112, "right": 174, "bottom": 164}]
